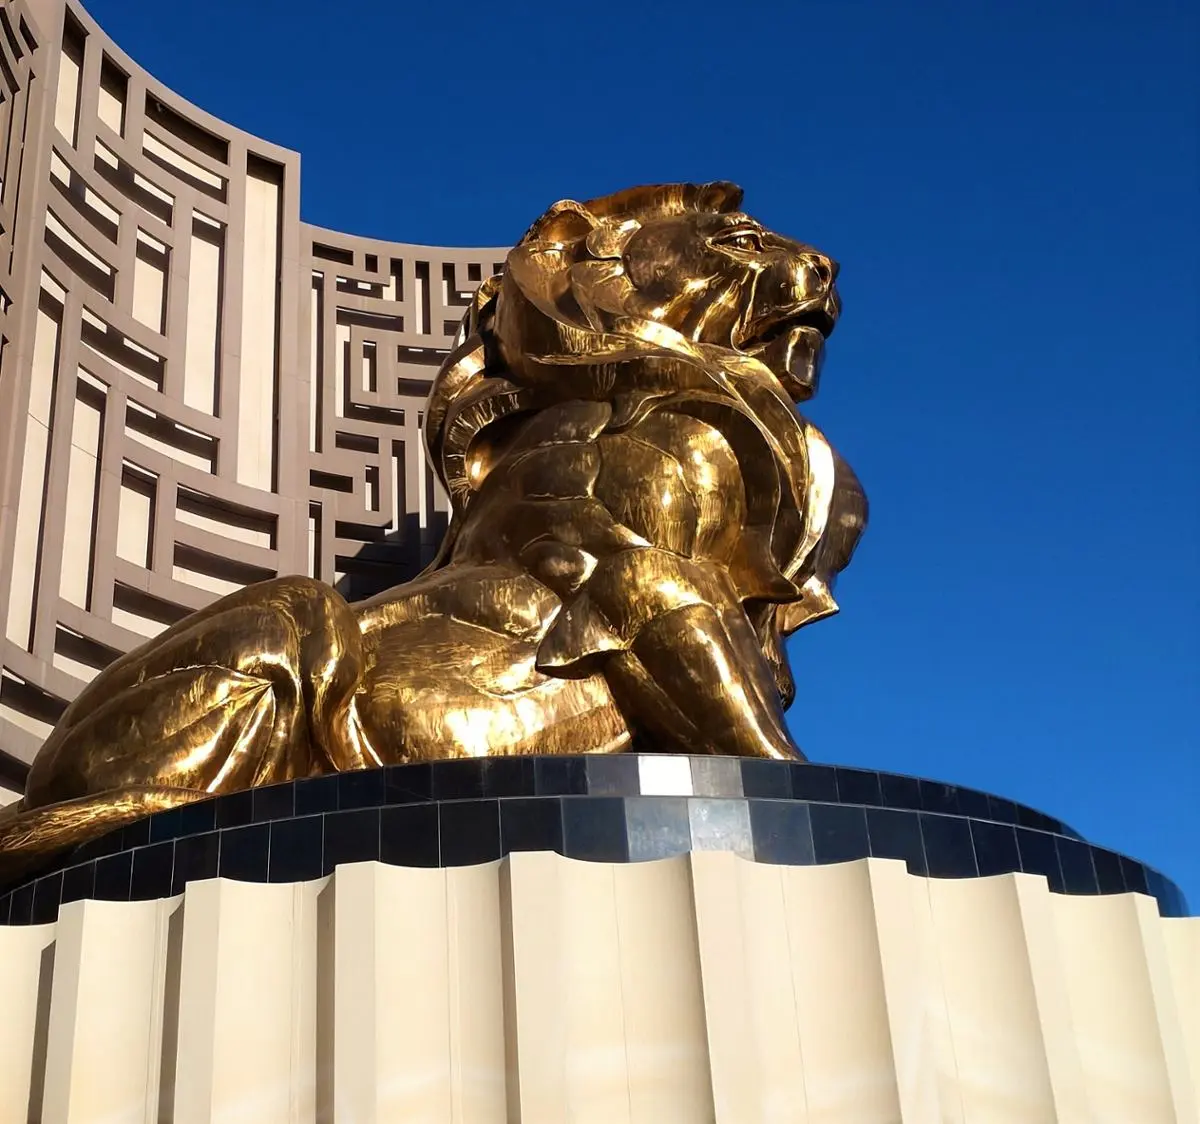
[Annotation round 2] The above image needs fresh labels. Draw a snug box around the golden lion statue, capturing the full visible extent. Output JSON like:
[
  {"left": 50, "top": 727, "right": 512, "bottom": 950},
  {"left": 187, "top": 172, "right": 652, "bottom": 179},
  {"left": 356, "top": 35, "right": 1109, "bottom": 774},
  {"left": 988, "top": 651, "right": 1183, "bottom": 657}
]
[{"left": 0, "top": 182, "right": 866, "bottom": 868}]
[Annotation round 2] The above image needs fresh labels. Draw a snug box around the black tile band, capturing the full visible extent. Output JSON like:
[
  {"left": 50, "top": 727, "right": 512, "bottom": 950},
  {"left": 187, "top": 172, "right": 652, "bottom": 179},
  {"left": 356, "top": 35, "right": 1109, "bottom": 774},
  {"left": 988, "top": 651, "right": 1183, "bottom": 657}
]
[{"left": 0, "top": 756, "right": 1186, "bottom": 925}]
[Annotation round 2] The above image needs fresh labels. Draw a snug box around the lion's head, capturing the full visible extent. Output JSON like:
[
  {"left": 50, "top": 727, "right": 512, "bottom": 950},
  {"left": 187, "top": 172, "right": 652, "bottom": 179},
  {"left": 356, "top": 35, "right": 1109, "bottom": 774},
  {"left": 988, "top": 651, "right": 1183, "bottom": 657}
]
[
  {"left": 427, "top": 182, "right": 843, "bottom": 509},
  {"left": 496, "top": 181, "right": 840, "bottom": 405}
]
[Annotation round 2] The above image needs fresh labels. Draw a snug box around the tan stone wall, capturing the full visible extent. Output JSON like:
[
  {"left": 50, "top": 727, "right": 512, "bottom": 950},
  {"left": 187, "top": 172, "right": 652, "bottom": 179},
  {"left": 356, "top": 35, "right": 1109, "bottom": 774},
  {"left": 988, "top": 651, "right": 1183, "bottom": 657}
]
[
  {"left": 0, "top": 0, "right": 505, "bottom": 787},
  {"left": 0, "top": 853, "right": 1196, "bottom": 1121}
]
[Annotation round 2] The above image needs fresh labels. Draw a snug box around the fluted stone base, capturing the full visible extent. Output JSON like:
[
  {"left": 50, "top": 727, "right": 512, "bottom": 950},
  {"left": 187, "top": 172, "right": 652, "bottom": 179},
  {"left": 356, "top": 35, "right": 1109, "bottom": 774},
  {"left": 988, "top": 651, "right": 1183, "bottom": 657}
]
[{"left": 0, "top": 853, "right": 1197, "bottom": 1121}]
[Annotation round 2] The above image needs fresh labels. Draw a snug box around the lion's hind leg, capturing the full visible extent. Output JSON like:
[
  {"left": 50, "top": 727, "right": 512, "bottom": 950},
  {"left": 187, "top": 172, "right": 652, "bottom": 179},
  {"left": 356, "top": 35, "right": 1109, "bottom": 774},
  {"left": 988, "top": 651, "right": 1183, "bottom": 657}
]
[
  {"left": 25, "top": 665, "right": 286, "bottom": 806},
  {"left": 23, "top": 577, "right": 368, "bottom": 810},
  {"left": 0, "top": 784, "right": 207, "bottom": 883}
]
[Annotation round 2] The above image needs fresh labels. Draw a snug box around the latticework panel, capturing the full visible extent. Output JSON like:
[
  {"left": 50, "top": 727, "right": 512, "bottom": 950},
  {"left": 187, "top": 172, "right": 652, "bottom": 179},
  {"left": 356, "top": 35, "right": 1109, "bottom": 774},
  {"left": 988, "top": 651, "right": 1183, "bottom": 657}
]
[
  {"left": 303, "top": 227, "right": 506, "bottom": 603},
  {"left": 0, "top": 0, "right": 505, "bottom": 778}
]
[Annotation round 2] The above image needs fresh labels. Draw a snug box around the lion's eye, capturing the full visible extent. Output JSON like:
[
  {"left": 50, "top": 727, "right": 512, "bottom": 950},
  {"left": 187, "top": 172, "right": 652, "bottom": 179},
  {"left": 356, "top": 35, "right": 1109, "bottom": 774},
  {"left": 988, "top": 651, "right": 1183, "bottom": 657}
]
[{"left": 714, "top": 229, "right": 764, "bottom": 253}]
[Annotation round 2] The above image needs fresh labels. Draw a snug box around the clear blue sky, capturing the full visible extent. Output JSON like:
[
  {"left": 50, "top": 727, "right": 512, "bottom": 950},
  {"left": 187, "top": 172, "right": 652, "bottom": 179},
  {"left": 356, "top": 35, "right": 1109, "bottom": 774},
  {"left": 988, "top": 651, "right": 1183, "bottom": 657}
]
[{"left": 85, "top": 0, "right": 1198, "bottom": 904}]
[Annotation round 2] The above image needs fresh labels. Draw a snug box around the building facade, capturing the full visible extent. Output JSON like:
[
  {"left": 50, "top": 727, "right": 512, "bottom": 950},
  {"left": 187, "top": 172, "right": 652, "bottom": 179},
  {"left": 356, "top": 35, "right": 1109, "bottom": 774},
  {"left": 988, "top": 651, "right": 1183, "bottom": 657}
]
[{"left": 0, "top": 0, "right": 503, "bottom": 797}]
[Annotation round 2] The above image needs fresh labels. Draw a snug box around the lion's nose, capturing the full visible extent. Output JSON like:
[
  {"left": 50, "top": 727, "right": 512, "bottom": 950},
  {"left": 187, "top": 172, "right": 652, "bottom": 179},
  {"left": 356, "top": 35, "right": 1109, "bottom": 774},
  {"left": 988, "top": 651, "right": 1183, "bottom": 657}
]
[{"left": 800, "top": 252, "right": 837, "bottom": 291}]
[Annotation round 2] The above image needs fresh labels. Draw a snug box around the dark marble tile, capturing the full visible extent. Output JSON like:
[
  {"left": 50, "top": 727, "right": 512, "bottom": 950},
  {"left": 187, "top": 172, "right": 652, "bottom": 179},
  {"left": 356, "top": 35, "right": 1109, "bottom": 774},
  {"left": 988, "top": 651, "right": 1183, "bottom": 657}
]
[
  {"left": 323, "top": 809, "right": 381, "bottom": 872},
  {"left": 1154, "top": 879, "right": 1177, "bottom": 918},
  {"left": 178, "top": 799, "right": 217, "bottom": 838},
  {"left": 956, "top": 788, "right": 992, "bottom": 820},
  {"left": 790, "top": 764, "right": 838, "bottom": 803},
  {"left": 625, "top": 797, "right": 690, "bottom": 861},
  {"left": 1144, "top": 868, "right": 1171, "bottom": 916},
  {"left": 690, "top": 757, "right": 744, "bottom": 798},
  {"left": 1091, "top": 847, "right": 1126, "bottom": 895},
  {"left": 1017, "top": 805, "right": 1059, "bottom": 833},
  {"left": 879, "top": 773, "right": 923, "bottom": 812},
  {"left": 338, "top": 769, "right": 385, "bottom": 810},
  {"left": 919, "top": 781, "right": 961, "bottom": 817},
  {"left": 1016, "top": 829, "right": 1064, "bottom": 892},
  {"left": 68, "top": 826, "right": 124, "bottom": 863},
  {"left": 384, "top": 763, "right": 433, "bottom": 804},
  {"left": 835, "top": 768, "right": 882, "bottom": 807},
  {"left": 499, "top": 798, "right": 564, "bottom": 854},
  {"left": 533, "top": 757, "right": 588, "bottom": 797},
  {"left": 921, "top": 814, "right": 977, "bottom": 878},
  {"left": 810, "top": 803, "right": 869, "bottom": 865},
  {"left": 971, "top": 820, "right": 1020, "bottom": 877},
  {"left": 986, "top": 794, "right": 1019, "bottom": 825},
  {"left": 172, "top": 832, "right": 220, "bottom": 894},
  {"left": 867, "top": 807, "right": 927, "bottom": 875},
  {"left": 149, "top": 807, "right": 185, "bottom": 843},
  {"left": 269, "top": 815, "right": 324, "bottom": 882},
  {"left": 482, "top": 757, "right": 535, "bottom": 798},
  {"left": 8, "top": 882, "right": 33, "bottom": 924},
  {"left": 214, "top": 790, "right": 253, "bottom": 829},
  {"left": 432, "top": 759, "right": 486, "bottom": 801},
  {"left": 1057, "top": 838, "right": 1098, "bottom": 895},
  {"left": 32, "top": 873, "right": 63, "bottom": 924},
  {"left": 1119, "top": 856, "right": 1148, "bottom": 896},
  {"left": 122, "top": 816, "right": 151, "bottom": 849},
  {"left": 439, "top": 800, "right": 501, "bottom": 866},
  {"left": 380, "top": 803, "right": 439, "bottom": 867},
  {"left": 749, "top": 800, "right": 814, "bottom": 865},
  {"left": 740, "top": 760, "right": 791, "bottom": 799},
  {"left": 689, "top": 798, "right": 752, "bottom": 857},
  {"left": 94, "top": 851, "right": 133, "bottom": 900},
  {"left": 562, "top": 796, "right": 629, "bottom": 862},
  {"left": 218, "top": 823, "right": 269, "bottom": 881},
  {"left": 131, "top": 843, "right": 175, "bottom": 900},
  {"left": 586, "top": 754, "right": 638, "bottom": 796},
  {"left": 251, "top": 782, "right": 295, "bottom": 822},
  {"left": 295, "top": 775, "right": 339, "bottom": 816},
  {"left": 61, "top": 862, "right": 95, "bottom": 905}
]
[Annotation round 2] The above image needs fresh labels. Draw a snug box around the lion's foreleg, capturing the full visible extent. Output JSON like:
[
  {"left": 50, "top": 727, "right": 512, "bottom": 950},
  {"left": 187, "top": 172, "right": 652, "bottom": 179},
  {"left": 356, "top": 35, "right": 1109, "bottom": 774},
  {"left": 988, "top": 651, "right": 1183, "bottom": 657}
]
[
  {"left": 606, "top": 602, "right": 801, "bottom": 760},
  {"left": 537, "top": 549, "right": 802, "bottom": 760}
]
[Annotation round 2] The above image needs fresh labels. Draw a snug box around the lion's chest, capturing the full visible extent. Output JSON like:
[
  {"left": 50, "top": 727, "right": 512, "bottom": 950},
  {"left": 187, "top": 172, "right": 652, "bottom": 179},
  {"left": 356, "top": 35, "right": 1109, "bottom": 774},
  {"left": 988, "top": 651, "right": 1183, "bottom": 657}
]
[{"left": 456, "top": 407, "right": 747, "bottom": 577}]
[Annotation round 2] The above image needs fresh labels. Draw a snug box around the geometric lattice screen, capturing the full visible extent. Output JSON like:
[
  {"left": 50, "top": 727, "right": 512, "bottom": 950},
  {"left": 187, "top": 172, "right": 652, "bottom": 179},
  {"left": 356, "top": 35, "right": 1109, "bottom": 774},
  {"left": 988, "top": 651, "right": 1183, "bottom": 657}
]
[{"left": 0, "top": 0, "right": 504, "bottom": 783}]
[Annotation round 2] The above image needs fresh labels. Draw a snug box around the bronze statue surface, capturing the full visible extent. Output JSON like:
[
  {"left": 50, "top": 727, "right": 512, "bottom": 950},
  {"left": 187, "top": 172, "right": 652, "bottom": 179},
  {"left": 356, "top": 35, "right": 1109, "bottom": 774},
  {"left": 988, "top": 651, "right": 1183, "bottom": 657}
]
[{"left": 0, "top": 182, "right": 866, "bottom": 871}]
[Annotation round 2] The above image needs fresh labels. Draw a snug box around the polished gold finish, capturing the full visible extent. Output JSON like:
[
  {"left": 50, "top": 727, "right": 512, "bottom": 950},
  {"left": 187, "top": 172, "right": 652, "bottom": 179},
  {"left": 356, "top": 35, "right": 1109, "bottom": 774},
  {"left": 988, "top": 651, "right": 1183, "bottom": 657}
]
[{"left": 0, "top": 183, "right": 866, "bottom": 870}]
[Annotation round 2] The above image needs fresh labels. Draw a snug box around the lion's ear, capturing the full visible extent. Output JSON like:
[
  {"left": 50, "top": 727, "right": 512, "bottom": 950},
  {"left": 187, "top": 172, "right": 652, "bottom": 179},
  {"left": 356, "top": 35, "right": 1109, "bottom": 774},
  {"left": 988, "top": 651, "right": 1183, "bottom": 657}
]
[
  {"left": 520, "top": 199, "right": 598, "bottom": 246},
  {"left": 696, "top": 181, "right": 744, "bottom": 213},
  {"left": 585, "top": 218, "right": 640, "bottom": 261}
]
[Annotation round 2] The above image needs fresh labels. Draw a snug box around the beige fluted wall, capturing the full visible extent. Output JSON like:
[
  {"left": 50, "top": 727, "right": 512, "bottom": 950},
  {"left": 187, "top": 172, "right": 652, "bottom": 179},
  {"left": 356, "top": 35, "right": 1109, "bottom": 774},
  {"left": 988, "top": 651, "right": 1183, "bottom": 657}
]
[{"left": 0, "top": 852, "right": 1196, "bottom": 1122}]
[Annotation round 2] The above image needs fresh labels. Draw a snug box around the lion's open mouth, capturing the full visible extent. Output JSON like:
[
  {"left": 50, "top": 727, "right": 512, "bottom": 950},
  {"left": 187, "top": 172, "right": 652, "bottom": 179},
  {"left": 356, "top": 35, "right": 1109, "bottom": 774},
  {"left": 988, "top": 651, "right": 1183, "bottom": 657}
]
[
  {"left": 735, "top": 295, "right": 839, "bottom": 402},
  {"left": 738, "top": 299, "right": 838, "bottom": 351}
]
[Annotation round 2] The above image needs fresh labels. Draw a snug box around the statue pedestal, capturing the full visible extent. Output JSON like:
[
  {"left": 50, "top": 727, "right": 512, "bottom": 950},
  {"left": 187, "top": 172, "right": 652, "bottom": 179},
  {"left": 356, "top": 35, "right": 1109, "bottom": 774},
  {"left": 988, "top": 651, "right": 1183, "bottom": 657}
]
[
  {"left": 0, "top": 757, "right": 1196, "bottom": 1118},
  {"left": 0, "top": 754, "right": 1186, "bottom": 923}
]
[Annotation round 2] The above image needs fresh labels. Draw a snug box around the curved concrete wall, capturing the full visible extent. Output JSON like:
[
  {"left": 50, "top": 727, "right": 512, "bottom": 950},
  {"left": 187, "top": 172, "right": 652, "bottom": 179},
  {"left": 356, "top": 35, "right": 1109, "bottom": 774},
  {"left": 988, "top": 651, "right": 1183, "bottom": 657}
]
[
  {"left": 0, "top": 0, "right": 504, "bottom": 783},
  {"left": 0, "top": 853, "right": 1197, "bottom": 1122}
]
